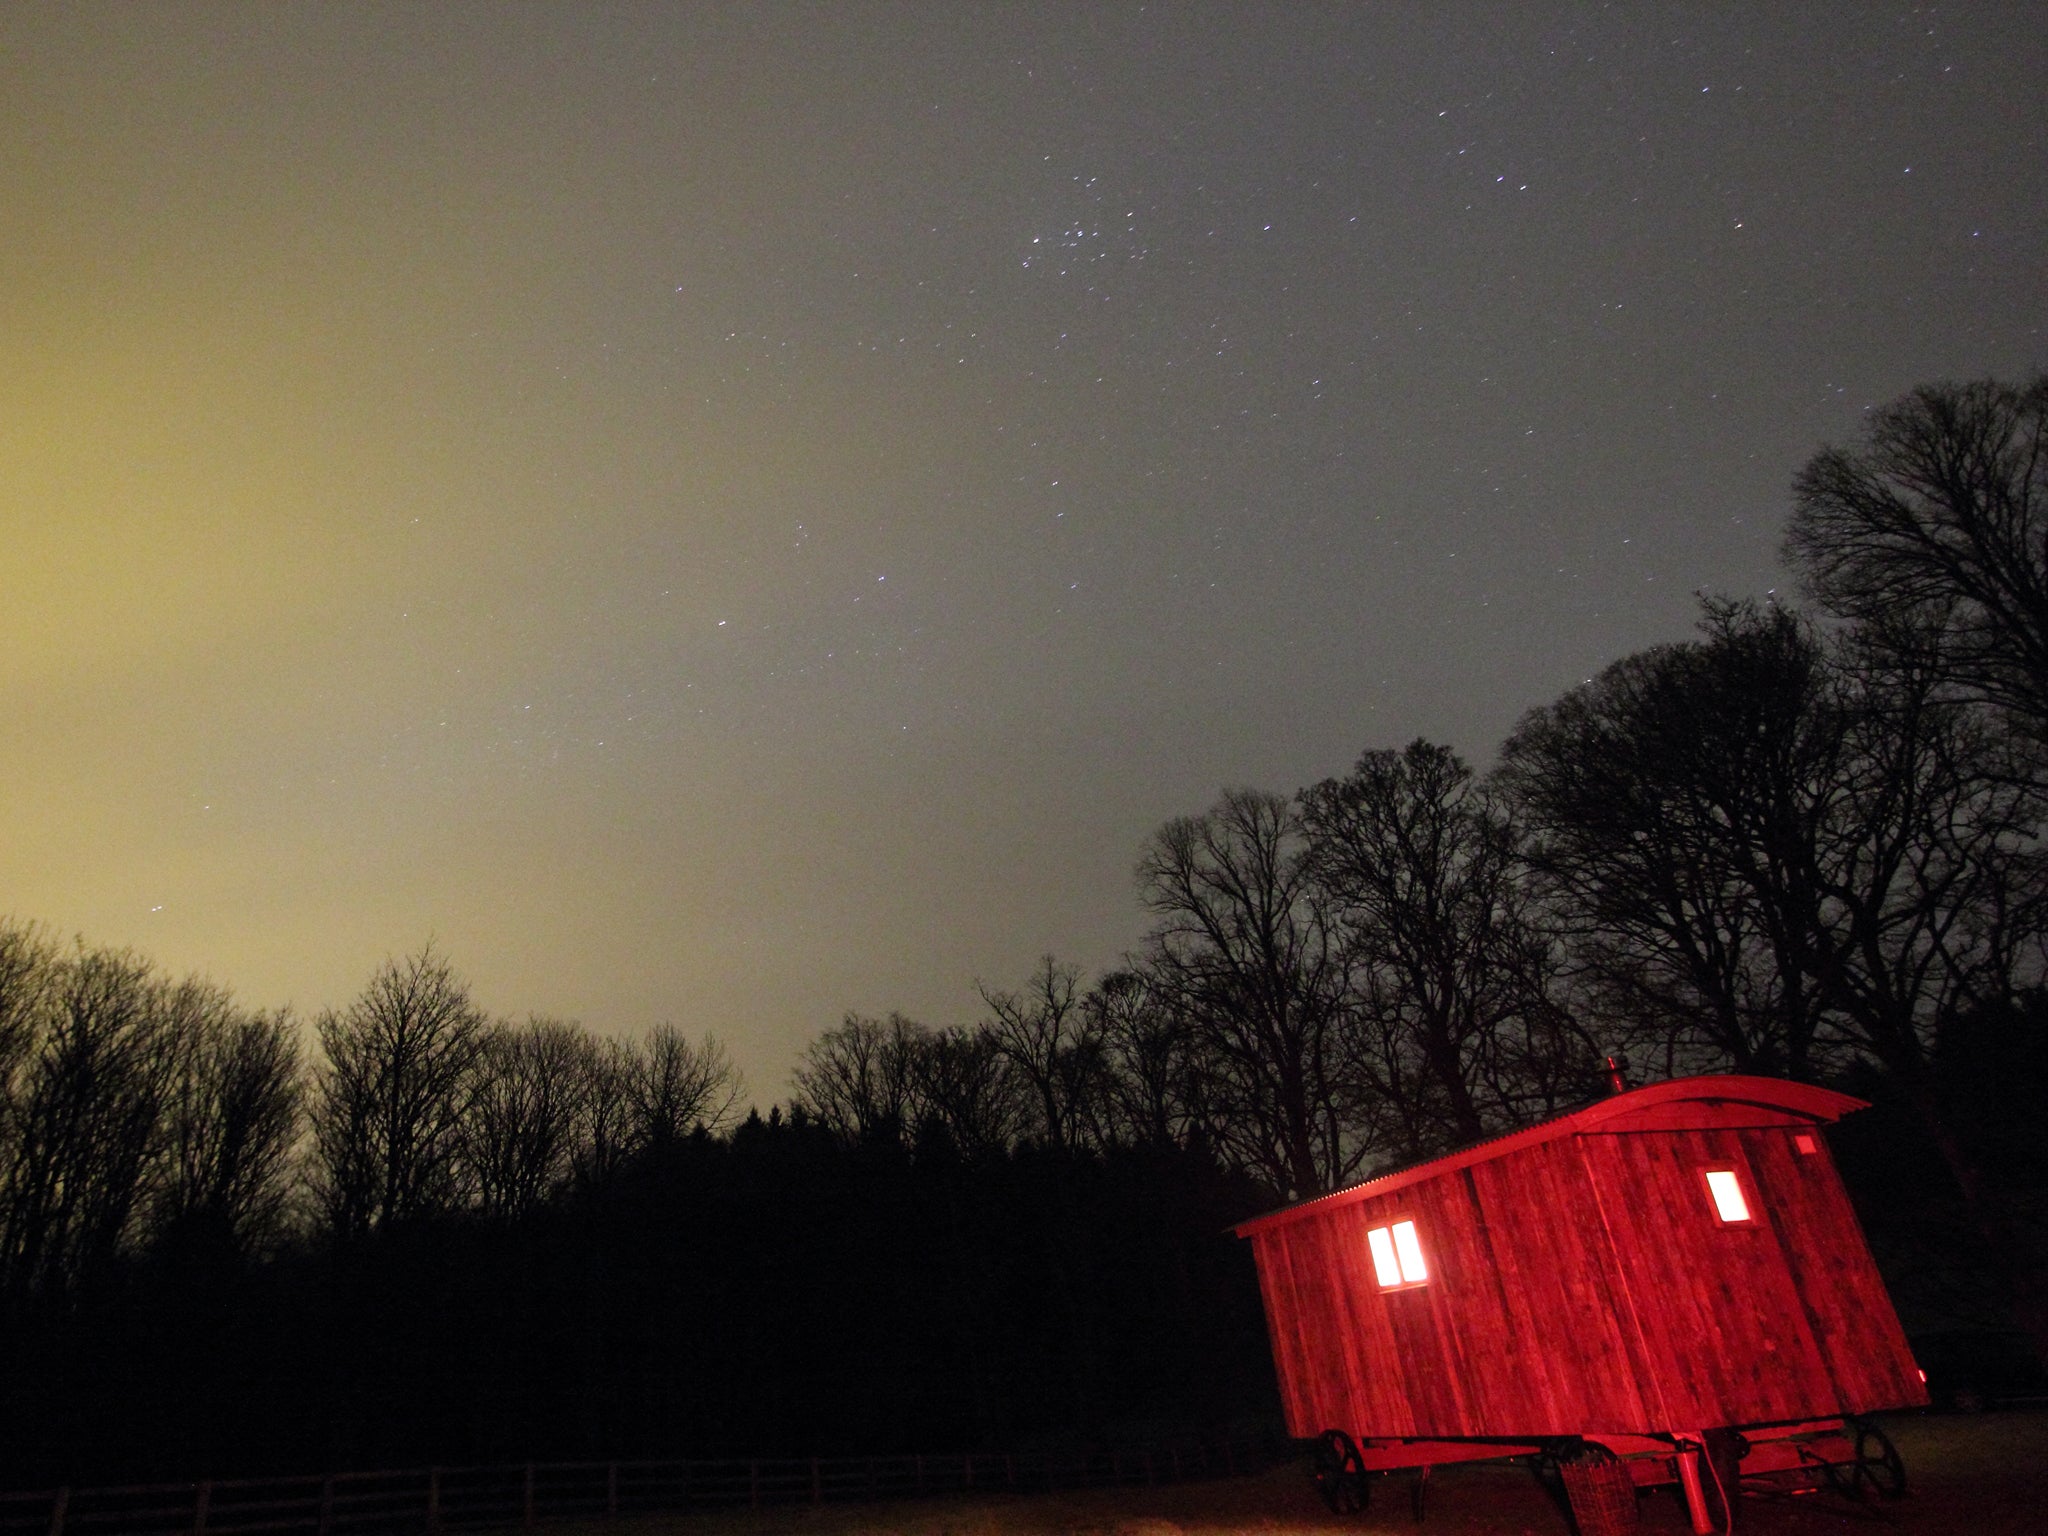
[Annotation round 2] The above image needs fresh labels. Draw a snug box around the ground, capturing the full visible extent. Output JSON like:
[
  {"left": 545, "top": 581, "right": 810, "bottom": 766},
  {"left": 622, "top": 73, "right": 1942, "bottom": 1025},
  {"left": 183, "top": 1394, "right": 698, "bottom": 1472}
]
[{"left": 520, "top": 1412, "right": 2048, "bottom": 1536}]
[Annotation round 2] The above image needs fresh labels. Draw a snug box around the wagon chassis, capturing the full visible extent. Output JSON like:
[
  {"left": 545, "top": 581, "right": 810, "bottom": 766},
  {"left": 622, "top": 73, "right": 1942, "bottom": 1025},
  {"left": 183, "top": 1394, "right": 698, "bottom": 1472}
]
[{"left": 1309, "top": 1414, "right": 1906, "bottom": 1533}]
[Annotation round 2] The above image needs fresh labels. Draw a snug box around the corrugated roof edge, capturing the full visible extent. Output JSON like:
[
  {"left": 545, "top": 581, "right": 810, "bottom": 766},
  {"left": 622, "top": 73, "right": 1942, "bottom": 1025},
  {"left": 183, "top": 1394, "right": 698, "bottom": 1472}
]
[{"left": 1231, "top": 1073, "right": 1867, "bottom": 1238}]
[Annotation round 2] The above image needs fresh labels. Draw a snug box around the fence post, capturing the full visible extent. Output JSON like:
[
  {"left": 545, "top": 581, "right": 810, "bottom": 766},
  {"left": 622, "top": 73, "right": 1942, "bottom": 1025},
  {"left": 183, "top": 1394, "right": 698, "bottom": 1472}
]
[
  {"left": 426, "top": 1466, "right": 441, "bottom": 1533},
  {"left": 1004, "top": 1454, "right": 1014, "bottom": 1489},
  {"left": 193, "top": 1480, "right": 212, "bottom": 1535},
  {"left": 915, "top": 1453, "right": 925, "bottom": 1495},
  {"left": 523, "top": 1464, "right": 535, "bottom": 1527},
  {"left": 1223, "top": 1440, "right": 1234, "bottom": 1475},
  {"left": 46, "top": 1488, "right": 68, "bottom": 1536},
  {"left": 318, "top": 1478, "right": 334, "bottom": 1536},
  {"left": 749, "top": 1460, "right": 759, "bottom": 1510},
  {"left": 606, "top": 1462, "right": 618, "bottom": 1517},
  {"left": 809, "top": 1457, "right": 820, "bottom": 1505}
]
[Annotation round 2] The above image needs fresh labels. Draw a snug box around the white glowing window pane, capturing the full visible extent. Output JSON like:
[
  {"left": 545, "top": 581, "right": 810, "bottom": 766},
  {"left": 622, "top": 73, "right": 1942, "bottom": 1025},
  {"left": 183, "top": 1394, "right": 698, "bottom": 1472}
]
[
  {"left": 1366, "top": 1225, "right": 1403, "bottom": 1287},
  {"left": 1706, "top": 1169, "right": 1750, "bottom": 1222},
  {"left": 1391, "top": 1219, "right": 1429, "bottom": 1282}
]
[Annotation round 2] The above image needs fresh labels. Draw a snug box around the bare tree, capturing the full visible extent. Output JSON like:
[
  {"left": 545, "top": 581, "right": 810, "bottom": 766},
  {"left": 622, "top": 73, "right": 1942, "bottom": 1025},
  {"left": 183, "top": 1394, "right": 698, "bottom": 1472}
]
[
  {"left": 464, "top": 1016, "right": 593, "bottom": 1220},
  {"left": 150, "top": 981, "right": 302, "bottom": 1258},
  {"left": 1135, "top": 788, "right": 1365, "bottom": 1199},
  {"left": 0, "top": 921, "right": 58, "bottom": 1177},
  {"left": 1807, "top": 632, "right": 2048, "bottom": 1183},
  {"left": 790, "top": 1012, "right": 927, "bottom": 1146},
  {"left": 1303, "top": 739, "right": 1596, "bottom": 1159},
  {"left": 310, "top": 945, "right": 487, "bottom": 1240},
  {"left": 1499, "top": 604, "right": 1844, "bottom": 1082},
  {"left": 1788, "top": 373, "right": 2048, "bottom": 745},
  {"left": 1504, "top": 598, "right": 2048, "bottom": 1357},
  {"left": 911, "top": 1024, "right": 1021, "bottom": 1159},
  {"left": 0, "top": 943, "right": 172, "bottom": 1296},
  {"left": 569, "top": 1034, "right": 639, "bottom": 1189},
  {"left": 1085, "top": 968, "right": 1213, "bottom": 1152},
  {"left": 978, "top": 956, "right": 1107, "bottom": 1154},
  {"left": 628, "top": 1025, "right": 745, "bottom": 1151}
]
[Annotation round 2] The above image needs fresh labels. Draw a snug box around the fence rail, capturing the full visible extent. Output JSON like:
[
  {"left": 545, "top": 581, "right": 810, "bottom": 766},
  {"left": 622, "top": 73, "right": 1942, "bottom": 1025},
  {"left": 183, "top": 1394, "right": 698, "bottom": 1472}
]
[{"left": 0, "top": 1435, "right": 1278, "bottom": 1536}]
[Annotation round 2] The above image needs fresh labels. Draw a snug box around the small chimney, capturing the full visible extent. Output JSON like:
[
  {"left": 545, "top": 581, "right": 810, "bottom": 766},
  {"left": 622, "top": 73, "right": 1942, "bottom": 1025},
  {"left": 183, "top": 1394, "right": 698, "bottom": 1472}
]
[{"left": 1604, "top": 1054, "right": 1631, "bottom": 1096}]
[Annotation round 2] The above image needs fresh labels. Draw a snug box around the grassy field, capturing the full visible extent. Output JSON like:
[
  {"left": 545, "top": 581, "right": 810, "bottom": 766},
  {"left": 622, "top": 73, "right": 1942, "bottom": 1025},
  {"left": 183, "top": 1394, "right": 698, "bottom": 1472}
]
[{"left": 514, "top": 1412, "right": 2048, "bottom": 1536}]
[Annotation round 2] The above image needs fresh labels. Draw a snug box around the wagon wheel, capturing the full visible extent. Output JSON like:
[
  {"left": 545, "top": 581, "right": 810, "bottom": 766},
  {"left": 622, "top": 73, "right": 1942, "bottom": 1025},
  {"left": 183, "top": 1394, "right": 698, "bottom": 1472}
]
[
  {"left": 1824, "top": 1417, "right": 1906, "bottom": 1502},
  {"left": 1311, "top": 1429, "right": 1370, "bottom": 1515}
]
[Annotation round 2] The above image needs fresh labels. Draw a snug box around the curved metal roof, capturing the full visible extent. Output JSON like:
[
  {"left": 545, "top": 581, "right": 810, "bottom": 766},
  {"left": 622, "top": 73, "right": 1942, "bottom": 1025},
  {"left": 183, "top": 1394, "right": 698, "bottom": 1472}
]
[{"left": 1233, "top": 1073, "right": 1866, "bottom": 1237}]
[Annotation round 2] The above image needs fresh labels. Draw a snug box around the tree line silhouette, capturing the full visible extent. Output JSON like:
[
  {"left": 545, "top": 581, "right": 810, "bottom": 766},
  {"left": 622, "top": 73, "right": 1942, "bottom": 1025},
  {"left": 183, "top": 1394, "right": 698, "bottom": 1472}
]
[{"left": 4, "top": 375, "right": 2044, "bottom": 1487}]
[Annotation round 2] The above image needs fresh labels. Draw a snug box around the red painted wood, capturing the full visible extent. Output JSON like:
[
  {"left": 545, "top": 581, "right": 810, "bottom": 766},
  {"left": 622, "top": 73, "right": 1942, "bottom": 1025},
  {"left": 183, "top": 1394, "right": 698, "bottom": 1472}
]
[
  {"left": 1237, "top": 1076, "right": 1865, "bottom": 1234},
  {"left": 1236, "top": 1075, "right": 1929, "bottom": 1445}
]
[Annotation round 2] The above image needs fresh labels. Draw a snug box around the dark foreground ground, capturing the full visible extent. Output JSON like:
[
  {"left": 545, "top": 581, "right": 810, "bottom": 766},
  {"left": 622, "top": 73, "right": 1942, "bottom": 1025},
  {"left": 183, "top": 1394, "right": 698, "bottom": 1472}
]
[{"left": 521, "top": 1412, "right": 2048, "bottom": 1536}]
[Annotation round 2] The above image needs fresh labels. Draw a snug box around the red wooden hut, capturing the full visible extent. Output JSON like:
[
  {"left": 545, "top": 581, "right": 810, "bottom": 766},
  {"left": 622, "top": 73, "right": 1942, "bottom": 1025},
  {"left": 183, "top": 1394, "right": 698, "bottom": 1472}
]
[{"left": 1234, "top": 1075, "right": 1927, "bottom": 1533}]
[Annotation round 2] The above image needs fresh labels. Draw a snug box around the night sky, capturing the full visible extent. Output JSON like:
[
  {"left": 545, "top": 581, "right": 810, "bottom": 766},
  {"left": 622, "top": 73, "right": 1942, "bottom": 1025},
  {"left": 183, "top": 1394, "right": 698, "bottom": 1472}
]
[{"left": 5, "top": 4, "right": 2042, "bottom": 1104}]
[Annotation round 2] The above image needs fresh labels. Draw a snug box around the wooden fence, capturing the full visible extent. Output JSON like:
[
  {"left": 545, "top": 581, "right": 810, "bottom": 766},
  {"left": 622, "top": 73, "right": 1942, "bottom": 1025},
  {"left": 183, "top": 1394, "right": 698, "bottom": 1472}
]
[{"left": 0, "top": 1435, "right": 1278, "bottom": 1536}]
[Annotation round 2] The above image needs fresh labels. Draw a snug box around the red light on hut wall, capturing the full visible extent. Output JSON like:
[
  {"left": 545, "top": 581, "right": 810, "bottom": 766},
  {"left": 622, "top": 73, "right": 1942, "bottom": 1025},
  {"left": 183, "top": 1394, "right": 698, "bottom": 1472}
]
[
  {"left": 1794, "top": 1132, "right": 1818, "bottom": 1155},
  {"left": 1704, "top": 1168, "right": 1751, "bottom": 1223},
  {"left": 1367, "top": 1220, "right": 1429, "bottom": 1288}
]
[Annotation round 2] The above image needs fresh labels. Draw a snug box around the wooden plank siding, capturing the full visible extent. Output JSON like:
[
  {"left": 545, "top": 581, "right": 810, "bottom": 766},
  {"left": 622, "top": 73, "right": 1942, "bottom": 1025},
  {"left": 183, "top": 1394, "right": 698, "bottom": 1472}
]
[
  {"left": 1735, "top": 1125, "right": 1922, "bottom": 1412},
  {"left": 1237, "top": 1076, "right": 1928, "bottom": 1445},
  {"left": 1578, "top": 1128, "right": 1836, "bottom": 1426},
  {"left": 1465, "top": 1138, "right": 1662, "bottom": 1434},
  {"left": 1356, "top": 1174, "right": 1475, "bottom": 1435},
  {"left": 1249, "top": 1229, "right": 1319, "bottom": 1437}
]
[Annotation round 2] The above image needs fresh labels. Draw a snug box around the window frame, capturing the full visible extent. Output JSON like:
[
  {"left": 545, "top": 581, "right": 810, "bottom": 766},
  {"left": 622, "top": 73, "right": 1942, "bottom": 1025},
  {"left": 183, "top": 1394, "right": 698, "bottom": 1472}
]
[
  {"left": 1701, "top": 1166, "right": 1755, "bottom": 1226},
  {"left": 1365, "top": 1217, "right": 1431, "bottom": 1290}
]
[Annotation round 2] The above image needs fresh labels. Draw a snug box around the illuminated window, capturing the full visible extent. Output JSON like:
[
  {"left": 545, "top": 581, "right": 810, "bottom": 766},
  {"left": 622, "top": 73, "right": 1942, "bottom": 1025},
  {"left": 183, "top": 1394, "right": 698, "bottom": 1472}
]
[
  {"left": 1704, "top": 1168, "right": 1751, "bottom": 1224},
  {"left": 1793, "top": 1132, "right": 1818, "bottom": 1156},
  {"left": 1367, "top": 1219, "right": 1429, "bottom": 1288}
]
